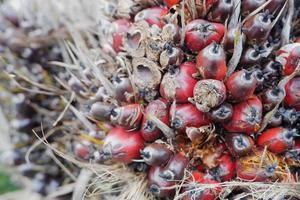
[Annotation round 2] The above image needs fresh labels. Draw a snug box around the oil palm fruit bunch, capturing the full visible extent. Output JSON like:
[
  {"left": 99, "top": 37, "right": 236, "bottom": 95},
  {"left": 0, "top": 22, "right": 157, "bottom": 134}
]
[{"left": 2, "top": 0, "right": 300, "bottom": 199}]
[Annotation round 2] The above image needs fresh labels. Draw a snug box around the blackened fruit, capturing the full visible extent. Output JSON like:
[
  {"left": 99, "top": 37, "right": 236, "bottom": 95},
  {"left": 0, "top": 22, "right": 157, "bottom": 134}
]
[
  {"left": 285, "top": 77, "right": 300, "bottom": 111},
  {"left": 191, "top": 79, "right": 227, "bottom": 112},
  {"left": 185, "top": 19, "right": 225, "bottom": 52},
  {"left": 140, "top": 143, "right": 173, "bottom": 166},
  {"left": 170, "top": 103, "right": 211, "bottom": 134},
  {"left": 225, "top": 133, "right": 254, "bottom": 157},
  {"left": 223, "top": 96, "right": 262, "bottom": 134},
  {"left": 141, "top": 98, "right": 170, "bottom": 142},
  {"left": 196, "top": 42, "right": 227, "bottom": 80},
  {"left": 226, "top": 70, "right": 257, "bottom": 102},
  {"left": 207, "top": 103, "right": 233, "bottom": 123},
  {"left": 160, "top": 62, "right": 198, "bottom": 103},
  {"left": 257, "top": 127, "right": 297, "bottom": 154}
]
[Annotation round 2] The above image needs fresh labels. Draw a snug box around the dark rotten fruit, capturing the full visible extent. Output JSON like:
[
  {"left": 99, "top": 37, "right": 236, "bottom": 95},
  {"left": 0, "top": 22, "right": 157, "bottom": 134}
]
[
  {"left": 160, "top": 62, "right": 198, "bottom": 103},
  {"left": 223, "top": 96, "right": 262, "bottom": 134},
  {"left": 185, "top": 19, "right": 225, "bottom": 52},
  {"left": 190, "top": 79, "right": 227, "bottom": 112},
  {"left": 140, "top": 143, "right": 173, "bottom": 166},
  {"left": 96, "top": 127, "right": 145, "bottom": 163},
  {"left": 196, "top": 42, "right": 227, "bottom": 80},
  {"left": 257, "top": 127, "right": 297, "bottom": 154},
  {"left": 225, "top": 133, "right": 254, "bottom": 157},
  {"left": 170, "top": 103, "right": 211, "bottom": 134},
  {"left": 141, "top": 98, "right": 170, "bottom": 142}
]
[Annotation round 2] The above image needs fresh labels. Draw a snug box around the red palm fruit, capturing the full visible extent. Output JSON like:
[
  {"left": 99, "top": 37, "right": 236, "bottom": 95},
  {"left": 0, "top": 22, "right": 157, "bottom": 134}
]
[
  {"left": 225, "top": 133, "right": 254, "bottom": 157},
  {"left": 276, "top": 43, "right": 300, "bottom": 69},
  {"left": 183, "top": 172, "right": 221, "bottom": 200},
  {"left": 160, "top": 62, "right": 198, "bottom": 103},
  {"left": 223, "top": 27, "right": 245, "bottom": 53},
  {"left": 241, "top": 0, "right": 266, "bottom": 16},
  {"left": 140, "top": 143, "right": 173, "bottom": 166},
  {"left": 207, "top": 0, "right": 234, "bottom": 23},
  {"left": 96, "top": 127, "right": 145, "bottom": 163},
  {"left": 191, "top": 79, "right": 226, "bottom": 112},
  {"left": 223, "top": 96, "right": 262, "bottom": 134},
  {"left": 265, "top": 0, "right": 285, "bottom": 13},
  {"left": 207, "top": 103, "right": 233, "bottom": 123},
  {"left": 112, "top": 76, "right": 134, "bottom": 103},
  {"left": 110, "top": 104, "right": 143, "bottom": 130},
  {"left": 210, "top": 154, "right": 236, "bottom": 181},
  {"left": 240, "top": 46, "right": 263, "bottom": 68},
  {"left": 134, "top": 7, "right": 168, "bottom": 28},
  {"left": 242, "top": 11, "right": 272, "bottom": 45},
  {"left": 90, "top": 102, "right": 116, "bottom": 121},
  {"left": 164, "top": 0, "right": 181, "bottom": 7},
  {"left": 112, "top": 19, "right": 131, "bottom": 53},
  {"left": 185, "top": 19, "right": 225, "bottom": 52},
  {"left": 283, "top": 46, "right": 300, "bottom": 75},
  {"left": 141, "top": 98, "right": 170, "bottom": 142},
  {"left": 148, "top": 166, "right": 175, "bottom": 198},
  {"left": 160, "top": 153, "right": 189, "bottom": 180},
  {"left": 170, "top": 103, "right": 211, "bottom": 134},
  {"left": 285, "top": 77, "right": 300, "bottom": 111},
  {"left": 257, "top": 127, "right": 297, "bottom": 154},
  {"left": 225, "top": 70, "right": 257, "bottom": 102},
  {"left": 261, "top": 87, "right": 284, "bottom": 111},
  {"left": 74, "top": 142, "right": 91, "bottom": 160},
  {"left": 196, "top": 42, "right": 227, "bottom": 80}
]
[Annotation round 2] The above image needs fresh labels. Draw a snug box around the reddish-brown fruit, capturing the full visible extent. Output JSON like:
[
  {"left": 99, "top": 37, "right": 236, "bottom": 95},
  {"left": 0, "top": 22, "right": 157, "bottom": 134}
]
[
  {"left": 265, "top": 0, "right": 285, "bottom": 13},
  {"left": 74, "top": 142, "right": 90, "bottom": 160},
  {"left": 226, "top": 70, "right": 257, "bottom": 102},
  {"left": 223, "top": 27, "right": 245, "bottom": 52},
  {"left": 191, "top": 79, "right": 226, "bottom": 112},
  {"left": 207, "top": 102, "right": 233, "bottom": 123},
  {"left": 241, "top": 0, "right": 266, "bottom": 16},
  {"left": 141, "top": 99, "right": 170, "bottom": 142},
  {"left": 160, "top": 153, "right": 189, "bottom": 180},
  {"left": 225, "top": 133, "right": 254, "bottom": 157},
  {"left": 112, "top": 76, "right": 134, "bottom": 103},
  {"left": 160, "top": 62, "right": 198, "bottom": 103},
  {"left": 164, "top": 0, "right": 181, "bottom": 7},
  {"left": 283, "top": 46, "right": 300, "bottom": 75},
  {"left": 183, "top": 172, "right": 222, "bottom": 200},
  {"left": 140, "top": 143, "right": 173, "bottom": 166},
  {"left": 207, "top": 0, "right": 234, "bottom": 23},
  {"left": 112, "top": 19, "right": 131, "bottom": 53},
  {"left": 185, "top": 19, "right": 225, "bottom": 52},
  {"left": 110, "top": 104, "right": 143, "bottom": 130},
  {"left": 196, "top": 42, "right": 227, "bottom": 80},
  {"left": 134, "top": 7, "right": 168, "bottom": 28},
  {"left": 148, "top": 166, "right": 175, "bottom": 198},
  {"left": 284, "top": 77, "right": 300, "bottom": 111},
  {"left": 97, "top": 127, "right": 145, "bottom": 163},
  {"left": 242, "top": 11, "right": 272, "bottom": 45},
  {"left": 262, "top": 61, "right": 282, "bottom": 80},
  {"left": 240, "top": 46, "right": 263, "bottom": 68},
  {"left": 257, "top": 127, "right": 297, "bottom": 154},
  {"left": 90, "top": 102, "right": 116, "bottom": 121},
  {"left": 268, "top": 111, "right": 282, "bottom": 127},
  {"left": 261, "top": 87, "right": 284, "bottom": 112},
  {"left": 170, "top": 103, "right": 211, "bottom": 134},
  {"left": 210, "top": 154, "right": 236, "bottom": 181},
  {"left": 159, "top": 44, "right": 184, "bottom": 69},
  {"left": 223, "top": 96, "right": 262, "bottom": 134}
]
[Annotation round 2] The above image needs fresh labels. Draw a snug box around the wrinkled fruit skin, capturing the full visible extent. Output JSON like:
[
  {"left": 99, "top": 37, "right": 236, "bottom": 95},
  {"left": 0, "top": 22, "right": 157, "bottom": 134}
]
[
  {"left": 101, "top": 127, "right": 145, "bottom": 163},
  {"left": 170, "top": 103, "right": 211, "bottom": 134},
  {"left": 225, "top": 133, "right": 254, "bottom": 157},
  {"left": 223, "top": 96, "right": 262, "bottom": 134},
  {"left": 185, "top": 19, "right": 224, "bottom": 52},
  {"left": 257, "top": 127, "right": 296, "bottom": 154},
  {"left": 134, "top": 7, "right": 168, "bottom": 28},
  {"left": 141, "top": 98, "right": 170, "bottom": 142},
  {"left": 196, "top": 42, "right": 227, "bottom": 80},
  {"left": 160, "top": 62, "right": 198, "bottom": 103},
  {"left": 183, "top": 172, "right": 222, "bottom": 200},
  {"left": 285, "top": 77, "right": 300, "bottom": 111},
  {"left": 112, "top": 19, "right": 131, "bottom": 53}
]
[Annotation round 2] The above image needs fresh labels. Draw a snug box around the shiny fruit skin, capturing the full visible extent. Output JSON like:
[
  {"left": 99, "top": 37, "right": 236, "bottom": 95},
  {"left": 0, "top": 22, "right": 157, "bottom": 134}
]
[
  {"left": 161, "top": 153, "right": 189, "bottom": 180},
  {"left": 196, "top": 42, "right": 227, "bottom": 80},
  {"left": 207, "top": 103, "right": 233, "bottom": 123},
  {"left": 223, "top": 96, "right": 262, "bottom": 134},
  {"left": 211, "top": 154, "right": 236, "bottom": 181},
  {"left": 241, "top": 0, "right": 266, "bottom": 16},
  {"left": 207, "top": 0, "right": 234, "bottom": 23},
  {"left": 141, "top": 98, "right": 170, "bottom": 142},
  {"left": 283, "top": 46, "right": 300, "bottom": 75},
  {"left": 160, "top": 62, "right": 198, "bottom": 103},
  {"left": 112, "top": 19, "right": 131, "bottom": 53},
  {"left": 164, "top": 0, "right": 181, "bottom": 7},
  {"left": 261, "top": 87, "right": 284, "bottom": 112},
  {"left": 102, "top": 127, "right": 145, "bottom": 163},
  {"left": 170, "top": 103, "right": 211, "bottom": 134},
  {"left": 185, "top": 19, "right": 225, "bottom": 52},
  {"left": 225, "top": 133, "right": 254, "bottom": 157},
  {"left": 140, "top": 143, "right": 173, "bottom": 166},
  {"left": 285, "top": 77, "right": 300, "bottom": 111},
  {"left": 134, "top": 7, "right": 168, "bottom": 28},
  {"left": 257, "top": 127, "right": 296, "bottom": 154}
]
